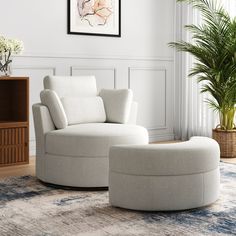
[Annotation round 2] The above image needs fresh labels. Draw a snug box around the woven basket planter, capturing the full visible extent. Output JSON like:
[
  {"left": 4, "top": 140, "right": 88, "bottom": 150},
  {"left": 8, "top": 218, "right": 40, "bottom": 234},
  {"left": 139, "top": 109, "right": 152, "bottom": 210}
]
[{"left": 212, "top": 129, "right": 236, "bottom": 158}]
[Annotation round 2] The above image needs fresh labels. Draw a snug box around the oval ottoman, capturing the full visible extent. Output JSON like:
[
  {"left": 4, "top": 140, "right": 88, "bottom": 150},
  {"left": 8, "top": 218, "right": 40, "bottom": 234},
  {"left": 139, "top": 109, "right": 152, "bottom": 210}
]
[{"left": 109, "top": 137, "right": 220, "bottom": 211}]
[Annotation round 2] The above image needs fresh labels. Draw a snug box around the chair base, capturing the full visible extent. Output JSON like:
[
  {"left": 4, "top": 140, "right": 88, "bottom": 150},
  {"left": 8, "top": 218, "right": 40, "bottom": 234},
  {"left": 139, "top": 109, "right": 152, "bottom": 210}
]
[{"left": 36, "top": 154, "right": 108, "bottom": 187}]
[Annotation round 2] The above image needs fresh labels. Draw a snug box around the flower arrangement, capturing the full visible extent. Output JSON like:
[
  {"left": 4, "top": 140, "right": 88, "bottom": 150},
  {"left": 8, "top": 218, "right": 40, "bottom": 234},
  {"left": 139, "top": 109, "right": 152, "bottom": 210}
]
[{"left": 0, "top": 36, "right": 24, "bottom": 76}]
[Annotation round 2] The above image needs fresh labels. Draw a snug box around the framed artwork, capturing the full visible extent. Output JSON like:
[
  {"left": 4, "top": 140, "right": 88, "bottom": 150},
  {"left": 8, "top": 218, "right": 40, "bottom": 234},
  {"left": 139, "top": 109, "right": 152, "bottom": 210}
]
[{"left": 68, "top": 0, "right": 121, "bottom": 37}]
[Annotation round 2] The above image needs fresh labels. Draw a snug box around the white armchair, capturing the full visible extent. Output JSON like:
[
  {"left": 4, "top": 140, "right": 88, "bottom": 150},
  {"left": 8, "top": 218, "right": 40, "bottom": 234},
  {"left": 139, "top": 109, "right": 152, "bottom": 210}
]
[{"left": 33, "top": 76, "right": 148, "bottom": 187}]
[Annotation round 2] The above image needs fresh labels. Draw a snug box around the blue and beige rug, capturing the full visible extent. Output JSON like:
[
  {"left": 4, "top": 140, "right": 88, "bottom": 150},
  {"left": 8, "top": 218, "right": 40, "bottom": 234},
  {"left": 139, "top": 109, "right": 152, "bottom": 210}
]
[{"left": 0, "top": 162, "right": 235, "bottom": 236}]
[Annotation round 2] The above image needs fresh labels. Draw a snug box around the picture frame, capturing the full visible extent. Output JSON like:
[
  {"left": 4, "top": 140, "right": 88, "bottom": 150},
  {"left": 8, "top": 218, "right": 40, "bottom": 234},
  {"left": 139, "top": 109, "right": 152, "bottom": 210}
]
[{"left": 68, "top": 0, "right": 121, "bottom": 37}]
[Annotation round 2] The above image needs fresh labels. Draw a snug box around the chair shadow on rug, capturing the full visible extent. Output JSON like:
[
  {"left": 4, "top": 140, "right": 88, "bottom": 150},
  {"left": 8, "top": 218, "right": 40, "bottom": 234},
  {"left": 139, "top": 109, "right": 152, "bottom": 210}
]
[{"left": 39, "top": 179, "right": 108, "bottom": 192}]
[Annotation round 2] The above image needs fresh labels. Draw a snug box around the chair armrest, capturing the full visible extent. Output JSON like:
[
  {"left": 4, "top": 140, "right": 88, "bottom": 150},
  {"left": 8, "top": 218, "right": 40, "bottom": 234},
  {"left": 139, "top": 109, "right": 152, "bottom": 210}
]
[
  {"left": 127, "top": 101, "right": 138, "bottom": 125},
  {"left": 32, "top": 103, "right": 55, "bottom": 157}
]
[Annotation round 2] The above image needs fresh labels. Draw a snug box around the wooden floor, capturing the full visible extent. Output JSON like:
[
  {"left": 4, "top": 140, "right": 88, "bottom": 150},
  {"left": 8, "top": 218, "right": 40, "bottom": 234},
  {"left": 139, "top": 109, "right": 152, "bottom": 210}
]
[
  {"left": 0, "top": 157, "right": 35, "bottom": 179},
  {"left": 221, "top": 158, "right": 236, "bottom": 164}
]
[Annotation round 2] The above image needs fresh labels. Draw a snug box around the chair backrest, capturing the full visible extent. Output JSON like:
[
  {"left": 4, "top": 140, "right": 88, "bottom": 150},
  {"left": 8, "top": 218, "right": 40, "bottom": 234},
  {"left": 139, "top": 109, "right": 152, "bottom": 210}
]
[{"left": 44, "top": 76, "right": 97, "bottom": 98}]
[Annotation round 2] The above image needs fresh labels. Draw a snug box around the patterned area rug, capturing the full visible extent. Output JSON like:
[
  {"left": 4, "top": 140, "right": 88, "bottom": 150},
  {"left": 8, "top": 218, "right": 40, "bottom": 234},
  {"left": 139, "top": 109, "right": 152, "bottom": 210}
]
[{"left": 0, "top": 163, "right": 235, "bottom": 236}]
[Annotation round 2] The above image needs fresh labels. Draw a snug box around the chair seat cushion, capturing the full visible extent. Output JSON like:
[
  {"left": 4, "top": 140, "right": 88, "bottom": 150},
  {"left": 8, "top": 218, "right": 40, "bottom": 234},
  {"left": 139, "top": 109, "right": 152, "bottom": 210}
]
[
  {"left": 109, "top": 137, "right": 220, "bottom": 176},
  {"left": 45, "top": 123, "right": 148, "bottom": 157}
]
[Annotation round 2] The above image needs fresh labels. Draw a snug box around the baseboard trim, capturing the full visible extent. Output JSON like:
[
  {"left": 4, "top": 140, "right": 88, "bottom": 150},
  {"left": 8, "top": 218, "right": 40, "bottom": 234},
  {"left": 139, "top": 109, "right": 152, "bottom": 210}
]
[{"left": 149, "top": 133, "right": 175, "bottom": 142}]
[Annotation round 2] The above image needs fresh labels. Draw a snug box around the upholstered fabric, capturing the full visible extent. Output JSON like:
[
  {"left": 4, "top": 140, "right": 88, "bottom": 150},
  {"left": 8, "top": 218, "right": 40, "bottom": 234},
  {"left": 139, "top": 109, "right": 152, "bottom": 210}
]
[
  {"left": 100, "top": 89, "right": 133, "bottom": 124},
  {"left": 110, "top": 137, "right": 220, "bottom": 176},
  {"left": 109, "top": 169, "right": 220, "bottom": 211},
  {"left": 40, "top": 90, "right": 68, "bottom": 129},
  {"left": 42, "top": 154, "right": 108, "bottom": 187},
  {"left": 33, "top": 76, "right": 147, "bottom": 187},
  {"left": 46, "top": 123, "right": 148, "bottom": 157},
  {"left": 61, "top": 96, "right": 106, "bottom": 125},
  {"left": 127, "top": 102, "right": 138, "bottom": 124},
  {"left": 44, "top": 76, "right": 98, "bottom": 98},
  {"left": 32, "top": 104, "right": 56, "bottom": 180},
  {"left": 109, "top": 137, "right": 220, "bottom": 211},
  {"left": 33, "top": 100, "right": 142, "bottom": 187}
]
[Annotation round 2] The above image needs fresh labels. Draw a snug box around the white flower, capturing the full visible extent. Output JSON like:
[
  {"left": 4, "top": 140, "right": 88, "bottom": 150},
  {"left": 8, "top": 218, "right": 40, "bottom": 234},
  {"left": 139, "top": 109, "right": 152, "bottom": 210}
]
[
  {"left": 0, "top": 36, "right": 7, "bottom": 54},
  {"left": 0, "top": 36, "right": 24, "bottom": 55},
  {"left": 9, "top": 39, "right": 24, "bottom": 54}
]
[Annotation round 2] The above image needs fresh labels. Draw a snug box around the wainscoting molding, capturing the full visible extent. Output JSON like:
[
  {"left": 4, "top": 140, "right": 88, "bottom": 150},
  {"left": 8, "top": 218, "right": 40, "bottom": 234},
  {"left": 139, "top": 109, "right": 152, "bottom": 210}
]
[
  {"left": 128, "top": 67, "right": 168, "bottom": 131},
  {"left": 149, "top": 133, "right": 175, "bottom": 143},
  {"left": 15, "top": 53, "right": 174, "bottom": 62},
  {"left": 12, "top": 66, "right": 56, "bottom": 75},
  {"left": 11, "top": 54, "right": 174, "bottom": 155},
  {"left": 71, "top": 66, "right": 117, "bottom": 89}
]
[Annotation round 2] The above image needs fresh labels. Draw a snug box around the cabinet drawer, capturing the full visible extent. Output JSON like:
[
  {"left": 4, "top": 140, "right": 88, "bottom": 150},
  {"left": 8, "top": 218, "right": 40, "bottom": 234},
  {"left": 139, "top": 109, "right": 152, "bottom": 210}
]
[{"left": 0, "top": 127, "right": 28, "bottom": 166}]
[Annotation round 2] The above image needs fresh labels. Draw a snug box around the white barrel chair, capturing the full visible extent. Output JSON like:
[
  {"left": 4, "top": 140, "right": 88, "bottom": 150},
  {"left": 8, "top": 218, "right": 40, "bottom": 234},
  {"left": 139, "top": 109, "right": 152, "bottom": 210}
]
[{"left": 33, "top": 76, "right": 148, "bottom": 187}]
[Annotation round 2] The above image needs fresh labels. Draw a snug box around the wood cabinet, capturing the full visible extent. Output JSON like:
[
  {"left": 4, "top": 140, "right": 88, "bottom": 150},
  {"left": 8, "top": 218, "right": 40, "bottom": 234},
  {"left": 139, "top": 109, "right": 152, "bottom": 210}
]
[{"left": 0, "top": 77, "right": 29, "bottom": 167}]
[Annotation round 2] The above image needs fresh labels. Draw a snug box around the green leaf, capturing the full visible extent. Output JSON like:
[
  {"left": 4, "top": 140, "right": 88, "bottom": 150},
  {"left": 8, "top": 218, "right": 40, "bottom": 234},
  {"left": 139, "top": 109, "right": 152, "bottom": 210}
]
[{"left": 170, "top": 0, "right": 236, "bottom": 130}]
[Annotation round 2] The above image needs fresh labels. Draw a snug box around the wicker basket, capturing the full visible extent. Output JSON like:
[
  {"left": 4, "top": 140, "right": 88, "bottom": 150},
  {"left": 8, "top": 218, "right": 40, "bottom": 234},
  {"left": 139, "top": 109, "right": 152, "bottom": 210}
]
[{"left": 212, "top": 129, "right": 236, "bottom": 158}]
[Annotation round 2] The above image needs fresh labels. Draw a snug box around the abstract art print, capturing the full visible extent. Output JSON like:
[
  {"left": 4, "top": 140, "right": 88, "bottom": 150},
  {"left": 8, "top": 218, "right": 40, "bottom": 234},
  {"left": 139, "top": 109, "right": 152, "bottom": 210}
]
[{"left": 68, "top": 0, "right": 121, "bottom": 37}]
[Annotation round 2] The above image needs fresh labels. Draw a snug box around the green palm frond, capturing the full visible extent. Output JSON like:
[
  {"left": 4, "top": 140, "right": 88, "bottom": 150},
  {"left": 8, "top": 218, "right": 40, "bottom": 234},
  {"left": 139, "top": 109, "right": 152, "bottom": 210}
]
[{"left": 169, "top": 0, "right": 236, "bottom": 130}]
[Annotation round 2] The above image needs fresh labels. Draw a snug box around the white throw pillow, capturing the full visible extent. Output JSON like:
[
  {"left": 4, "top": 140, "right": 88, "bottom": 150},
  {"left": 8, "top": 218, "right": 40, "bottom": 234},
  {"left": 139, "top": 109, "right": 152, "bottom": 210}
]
[
  {"left": 40, "top": 89, "right": 68, "bottom": 129},
  {"left": 61, "top": 96, "right": 106, "bottom": 125},
  {"left": 99, "top": 89, "right": 133, "bottom": 124}
]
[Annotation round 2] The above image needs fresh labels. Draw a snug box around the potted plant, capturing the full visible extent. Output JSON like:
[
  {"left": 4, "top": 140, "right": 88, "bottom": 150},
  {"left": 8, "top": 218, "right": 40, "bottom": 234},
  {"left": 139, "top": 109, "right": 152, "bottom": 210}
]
[
  {"left": 0, "top": 36, "right": 24, "bottom": 76},
  {"left": 170, "top": 0, "right": 236, "bottom": 158}
]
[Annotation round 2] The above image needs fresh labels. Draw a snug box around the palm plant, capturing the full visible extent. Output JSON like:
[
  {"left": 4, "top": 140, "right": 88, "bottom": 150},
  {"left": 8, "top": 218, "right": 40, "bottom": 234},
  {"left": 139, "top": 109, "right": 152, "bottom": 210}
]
[{"left": 169, "top": 0, "right": 236, "bottom": 130}]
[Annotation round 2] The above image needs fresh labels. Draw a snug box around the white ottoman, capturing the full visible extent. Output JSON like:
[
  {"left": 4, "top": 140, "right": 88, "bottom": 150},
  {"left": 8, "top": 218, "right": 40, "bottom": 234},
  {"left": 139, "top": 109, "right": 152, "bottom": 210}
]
[{"left": 109, "top": 137, "right": 220, "bottom": 211}]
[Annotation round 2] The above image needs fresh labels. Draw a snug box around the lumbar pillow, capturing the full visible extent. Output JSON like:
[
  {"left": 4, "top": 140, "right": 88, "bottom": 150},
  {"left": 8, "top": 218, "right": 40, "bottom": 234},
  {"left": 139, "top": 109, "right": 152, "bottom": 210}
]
[
  {"left": 61, "top": 96, "right": 106, "bottom": 125},
  {"left": 99, "top": 89, "right": 133, "bottom": 123},
  {"left": 40, "top": 89, "right": 68, "bottom": 129}
]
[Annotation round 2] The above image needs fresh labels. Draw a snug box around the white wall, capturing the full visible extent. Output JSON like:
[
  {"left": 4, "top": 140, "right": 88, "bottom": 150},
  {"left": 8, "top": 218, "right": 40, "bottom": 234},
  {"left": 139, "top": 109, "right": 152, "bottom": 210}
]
[{"left": 1, "top": 0, "right": 176, "bottom": 154}]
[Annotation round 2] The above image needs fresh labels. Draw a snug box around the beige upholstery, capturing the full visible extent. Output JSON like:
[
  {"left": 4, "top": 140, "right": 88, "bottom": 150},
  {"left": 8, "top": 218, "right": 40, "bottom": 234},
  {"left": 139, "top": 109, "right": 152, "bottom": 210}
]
[
  {"left": 33, "top": 76, "right": 149, "bottom": 187},
  {"left": 46, "top": 123, "right": 148, "bottom": 157},
  {"left": 61, "top": 97, "right": 106, "bottom": 125},
  {"left": 109, "top": 137, "right": 220, "bottom": 211},
  {"left": 110, "top": 137, "right": 219, "bottom": 176},
  {"left": 127, "top": 101, "right": 138, "bottom": 124},
  {"left": 100, "top": 89, "right": 133, "bottom": 123},
  {"left": 44, "top": 75, "right": 97, "bottom": 97},
  {"left": 40, "top": 89, "right": 68, "bottom": 129}
]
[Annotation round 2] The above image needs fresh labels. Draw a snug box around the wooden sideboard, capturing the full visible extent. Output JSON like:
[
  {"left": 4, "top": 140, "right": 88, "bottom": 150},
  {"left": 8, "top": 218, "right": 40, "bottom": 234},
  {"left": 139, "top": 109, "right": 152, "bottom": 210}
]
[{"left": 0, "top": 77, "right": 29, "bottom": 167}]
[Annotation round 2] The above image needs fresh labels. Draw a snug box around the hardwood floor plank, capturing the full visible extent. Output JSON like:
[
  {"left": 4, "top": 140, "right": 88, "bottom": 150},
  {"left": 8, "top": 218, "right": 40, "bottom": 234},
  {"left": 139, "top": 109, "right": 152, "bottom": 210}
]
[{"left": 0, "top": 157, "right": 35, "bottom": 179}]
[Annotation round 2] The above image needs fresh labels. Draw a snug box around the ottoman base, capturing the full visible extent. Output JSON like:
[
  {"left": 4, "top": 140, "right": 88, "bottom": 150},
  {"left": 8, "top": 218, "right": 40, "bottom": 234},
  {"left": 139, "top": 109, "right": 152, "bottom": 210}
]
[{"left": 109, "top": 168, "right": 220, "bottom": 211}]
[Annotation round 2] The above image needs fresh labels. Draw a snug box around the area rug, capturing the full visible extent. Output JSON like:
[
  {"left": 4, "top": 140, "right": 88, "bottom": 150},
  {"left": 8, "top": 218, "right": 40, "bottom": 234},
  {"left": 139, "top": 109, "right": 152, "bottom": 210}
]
[{"left": 0, "top": 163, "right": 235, "bottom": 236}]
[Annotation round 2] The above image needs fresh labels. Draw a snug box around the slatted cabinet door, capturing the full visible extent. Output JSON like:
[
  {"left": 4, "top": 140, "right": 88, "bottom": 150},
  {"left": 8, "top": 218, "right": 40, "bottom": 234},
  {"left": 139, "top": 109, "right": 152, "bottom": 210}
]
[
  {"left": 0, "top": 126, "right": 28, "bottom": 166},
  {"left": 0, "top": 77, "right": 29, "bottom": 167}
]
